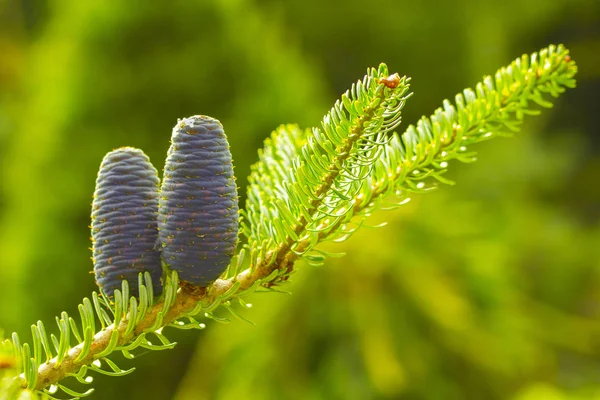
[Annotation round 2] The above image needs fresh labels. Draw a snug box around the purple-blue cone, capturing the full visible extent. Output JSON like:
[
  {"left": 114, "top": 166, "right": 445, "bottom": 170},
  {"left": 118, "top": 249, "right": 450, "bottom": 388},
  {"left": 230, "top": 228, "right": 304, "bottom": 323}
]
[
  {"left": 158, "top": 116, "right": 239, "bottom": 286},
  {"left": 91, "top": 147, "right": 163, "bottom": 298}
]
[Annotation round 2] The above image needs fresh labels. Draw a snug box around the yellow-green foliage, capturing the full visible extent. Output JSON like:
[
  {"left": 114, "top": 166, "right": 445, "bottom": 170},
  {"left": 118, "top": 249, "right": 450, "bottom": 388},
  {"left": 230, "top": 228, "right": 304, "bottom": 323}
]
[{"left": 0, "top": 0, "right": 598, "bottom": 399}]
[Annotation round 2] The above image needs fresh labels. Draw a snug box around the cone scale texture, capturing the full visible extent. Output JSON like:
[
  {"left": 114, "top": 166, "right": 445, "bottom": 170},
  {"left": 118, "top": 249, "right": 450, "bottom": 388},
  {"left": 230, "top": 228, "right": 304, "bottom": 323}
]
[
  {"left": 158, "top": 116, "right": 239, "bottom": 286},
  {"left": 91, "top": 147, "right": 163, "bottom": 297}
]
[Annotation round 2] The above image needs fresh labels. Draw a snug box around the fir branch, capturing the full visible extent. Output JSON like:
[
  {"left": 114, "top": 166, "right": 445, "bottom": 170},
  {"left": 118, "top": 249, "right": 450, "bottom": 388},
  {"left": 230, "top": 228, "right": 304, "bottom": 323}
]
[
  {"left": 347, "top": 43, "right": 577, "bottom": 226},
  {"left": 14, "top": 263, "right": 283, "bottom": 395},
  {"left": 243, "top": 64, "right": 412, "bottom": 274},
  {"left": 245, "top": 44, "right": 577, "bottom": 263},
  {"left": 1, "top": 44, "right": 576, "bottom": 398}
]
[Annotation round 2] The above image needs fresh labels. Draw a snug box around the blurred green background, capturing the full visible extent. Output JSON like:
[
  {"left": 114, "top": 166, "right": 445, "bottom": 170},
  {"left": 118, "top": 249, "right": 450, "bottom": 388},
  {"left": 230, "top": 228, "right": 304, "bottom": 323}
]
[{"left": 1, "top": 0, "right": 599, "bottom": 399}]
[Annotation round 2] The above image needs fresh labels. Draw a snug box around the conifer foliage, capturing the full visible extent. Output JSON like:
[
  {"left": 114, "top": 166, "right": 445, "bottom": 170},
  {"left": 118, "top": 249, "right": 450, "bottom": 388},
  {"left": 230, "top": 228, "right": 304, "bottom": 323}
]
[{"left": 0, "top": 44, "right": 577, "bottom": 399}]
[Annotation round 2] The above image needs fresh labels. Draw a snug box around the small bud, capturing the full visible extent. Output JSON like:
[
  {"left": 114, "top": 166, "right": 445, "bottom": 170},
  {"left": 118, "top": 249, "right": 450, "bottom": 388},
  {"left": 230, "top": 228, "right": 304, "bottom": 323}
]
[{"left": 379, "top": 73, "right": 401, "bottom": 89}]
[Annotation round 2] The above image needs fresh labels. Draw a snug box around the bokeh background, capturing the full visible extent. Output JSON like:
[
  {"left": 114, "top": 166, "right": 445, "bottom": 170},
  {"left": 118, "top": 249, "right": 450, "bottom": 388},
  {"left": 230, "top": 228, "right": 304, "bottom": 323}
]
[{"left": 1, "top": 0, "right": 599, "bottom": 399}]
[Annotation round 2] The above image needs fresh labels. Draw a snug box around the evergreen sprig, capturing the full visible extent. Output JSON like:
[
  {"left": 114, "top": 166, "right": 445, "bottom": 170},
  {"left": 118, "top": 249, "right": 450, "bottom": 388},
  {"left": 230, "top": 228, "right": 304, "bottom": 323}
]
[
  {"left": 242, "top": 64, "right": 412, "bottom": 274},
  {"left": 320, "top": 43, "right": 578, "bottom": 243},
  {"left": 1, "top": 44, "right": 576, "bottom": 399}
]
